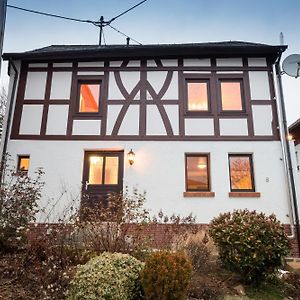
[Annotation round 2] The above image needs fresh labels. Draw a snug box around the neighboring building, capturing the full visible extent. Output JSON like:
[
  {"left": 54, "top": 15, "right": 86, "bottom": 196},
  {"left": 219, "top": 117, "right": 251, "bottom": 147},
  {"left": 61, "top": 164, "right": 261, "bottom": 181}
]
[
  {"left": 289, "top": 118, "right": 300, "bottom": 190},
  {"left": 1, "top": 41, "right": 298, "bottom": 251}
]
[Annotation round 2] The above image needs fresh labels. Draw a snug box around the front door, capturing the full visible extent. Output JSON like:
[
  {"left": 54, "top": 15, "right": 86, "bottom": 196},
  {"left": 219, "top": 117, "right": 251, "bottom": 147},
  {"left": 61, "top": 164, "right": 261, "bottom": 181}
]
[{"left": 82, "top": 151, "right": 124, "bottom": 205}]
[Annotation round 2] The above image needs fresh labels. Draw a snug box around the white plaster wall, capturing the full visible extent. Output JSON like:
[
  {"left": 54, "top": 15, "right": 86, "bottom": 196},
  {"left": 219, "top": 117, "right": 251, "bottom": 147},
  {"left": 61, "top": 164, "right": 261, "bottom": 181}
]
[
  {"left": 53, "top": 63, "right": 72, "bottom": 68},
  {"left": 252, "top": 105, "right": 273, "bottom": 136},
  {"left": 24, "top": 72, "right": 47, "bottom": 100},
  {"left": 72, "top": 120, "right": 101, "bottom": 135},
  {"left": 127, "top": 60, "right": 140, "bottom": 67},
  {"left": 50, "top": 72, "right": 72, "bottom": 99},
  {"left": 46, "top": 105, "right": 69, "bottom": 135},
  {"left": 19, "top": 105, "right": 43, "bottom": 135},
  {"left": 146, "top": 105, "right": 167, "bottom": 135},
  {"left": 107, "top": 105, "right": 123, "bottom": 135},
  {"left": 185, "top": 119, "right": 214, "bottom": 136},
  {"left": 249, "top": 71, "right": 271, "bottom": 100},
  {"left": 78, "top": 61, "right": 104, "bottom": 67},
  {"left": 147, "top": 60, "right": 157, "bottom": 67},
  {"left": 164, "top": 105, "right": 179, "bottom": 135},
  {"left": 248, "top": 58, "right": 267, "bottom": 67},
  {"left": 219, "top": 119, "right": 248, "bottom": 136},
  {"left": 5, "top": 140, "right": 291, "bottom": 223},
  {"left": 28, "top": 63, "right": 48, "bottom": 68},
  {"left": 216, "top": 58, "right": 243, "bottom": 66},
  {"left": 118, "top": 105, "right": 139, "bottom": 135},
  {"left": 147, "top": 71, "right": 168, "bottom": 94},
  {"left": 161, "top": 72, "right": 178, "bottom": 100},
  {"left": 108, "top": 72, "right": 125, "bottom": 100},
  {"left": 120, "top": 72, "right": 140, "bottom": 94},
  {"left": 161, "top": 59, "right": 178, "bottom": 67},
  {"left": 183, "top": 58, "right": 211, "bottom": 67}
]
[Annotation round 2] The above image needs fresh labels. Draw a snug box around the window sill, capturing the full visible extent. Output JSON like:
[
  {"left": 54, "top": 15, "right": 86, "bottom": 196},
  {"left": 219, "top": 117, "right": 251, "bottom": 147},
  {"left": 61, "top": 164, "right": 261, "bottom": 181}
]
[
  {"left": 183, "top": 192, "right": 215, "bottom": 198},
  {"left": 229, "top": 192, "right": 261, "bottom": 198}
]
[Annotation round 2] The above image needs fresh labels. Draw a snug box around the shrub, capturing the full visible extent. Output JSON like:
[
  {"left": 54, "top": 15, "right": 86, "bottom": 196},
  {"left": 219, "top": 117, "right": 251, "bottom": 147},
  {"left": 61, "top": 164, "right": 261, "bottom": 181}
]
[
  {"left": 209, "top": 209, "right": 289, "bottom": 283},
  {"left": 141, "top": 250, "right": 192, "bottom": 300},
  {"left": 0, "top": 156, "right": 44, "bottom": 252},
  {"left": 66, "top": 252, "right": 144, "bottom": 300},
  {"left": 173, "top": 231, "right": 217, "bottom": 274}
]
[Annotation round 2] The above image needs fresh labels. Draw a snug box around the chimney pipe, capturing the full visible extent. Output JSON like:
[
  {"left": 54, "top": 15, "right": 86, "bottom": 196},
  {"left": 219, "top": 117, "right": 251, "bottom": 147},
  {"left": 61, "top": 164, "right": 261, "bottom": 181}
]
[{"left": 126, "top": 37, "right": 130, "bottom": 46}]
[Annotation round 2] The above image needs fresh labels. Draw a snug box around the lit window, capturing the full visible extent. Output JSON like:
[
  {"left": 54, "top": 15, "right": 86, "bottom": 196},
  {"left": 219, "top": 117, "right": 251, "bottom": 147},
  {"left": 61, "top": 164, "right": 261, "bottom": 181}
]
[
  {"left": 17, "top": 155, "right": 30, "bottom": 173},
  {"left": 88, "top": 155, "right": 119, "bottom": 185},
  {"left": 186, "top": 154, "right": 210, "bottom": 191},
  {"left": 221, "top": 81, "right": 243, "bottom": 111},
  {"left": 229, "top": 154, "right": 254, "bottom": 191},
  {"left": 187, "top": 81, "right": 209, "bottom": 111},
  {"left": 79, "top": 83, "right": 100, "bottom": 113}
]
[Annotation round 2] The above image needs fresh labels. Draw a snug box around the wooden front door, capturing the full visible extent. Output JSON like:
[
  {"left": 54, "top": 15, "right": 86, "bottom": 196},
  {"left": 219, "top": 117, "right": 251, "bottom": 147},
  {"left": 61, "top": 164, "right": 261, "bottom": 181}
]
[{"left": 82, "top": 151, "right": 124, "bottom": 204}]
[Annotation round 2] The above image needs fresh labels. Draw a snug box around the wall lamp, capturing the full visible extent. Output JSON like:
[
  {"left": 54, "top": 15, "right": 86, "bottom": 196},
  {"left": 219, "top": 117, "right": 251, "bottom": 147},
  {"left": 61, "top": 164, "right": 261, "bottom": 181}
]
[{"left": 127, "top": 149, "right": 135, "bottom": 165}]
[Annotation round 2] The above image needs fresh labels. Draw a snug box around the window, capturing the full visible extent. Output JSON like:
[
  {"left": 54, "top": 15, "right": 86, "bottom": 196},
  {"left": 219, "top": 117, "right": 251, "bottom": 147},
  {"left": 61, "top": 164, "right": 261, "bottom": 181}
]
[
  {"left": 17, "top": 155, "right": 30, "bottom": 173},
  {"left": 186, "top": 80, "right": 210, "bottom": 112},
  {"left": 229, "top": 154, "right": 255, "bottom": 191},
  {"left": 77, "top": 80, "right": 101, "bottom": 114},
  {"left": 220, "top": 80, "right": 243, "bottom": 111},
  {"left": 185, "top": 154, "right": 210, "bottom": 191},
  {"left": 88, "top": 154, "right": 119, "bottom": 185}
]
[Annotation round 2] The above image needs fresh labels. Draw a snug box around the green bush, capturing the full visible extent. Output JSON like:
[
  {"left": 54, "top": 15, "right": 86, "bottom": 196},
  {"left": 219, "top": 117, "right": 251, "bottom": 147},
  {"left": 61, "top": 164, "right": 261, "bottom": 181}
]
[
  {"left": 141, "top": 250, "right": 192, "bottom": 300},
  {"left": 209, "top": 209, "right": 289, "bottom": 283},
  {"left": 66, "top": 252, "right": 144, "bottom": 300}
]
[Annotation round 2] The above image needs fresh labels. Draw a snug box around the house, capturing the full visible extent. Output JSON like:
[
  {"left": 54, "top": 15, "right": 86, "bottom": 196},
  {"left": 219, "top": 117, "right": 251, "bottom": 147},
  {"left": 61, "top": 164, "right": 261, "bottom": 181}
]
[
  {"left": 1, "top": 41, "right": 299, "bottom": 253},
  {"left": 289, "top": 118, "right": 300, "bottom": 190}
]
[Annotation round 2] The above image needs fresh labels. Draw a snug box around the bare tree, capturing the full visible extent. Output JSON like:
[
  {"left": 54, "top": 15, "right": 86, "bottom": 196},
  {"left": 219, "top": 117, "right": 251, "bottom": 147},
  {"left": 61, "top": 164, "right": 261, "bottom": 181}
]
[{"left": 0, "top": 87, "right": 7, "bottom": 138}]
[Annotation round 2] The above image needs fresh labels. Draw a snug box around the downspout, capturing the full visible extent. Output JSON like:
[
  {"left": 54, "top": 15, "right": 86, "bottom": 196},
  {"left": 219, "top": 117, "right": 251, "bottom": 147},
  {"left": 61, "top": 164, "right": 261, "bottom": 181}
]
[
  {"left": 274, "top": 51, "right": 300, "bottom": 254},
  {"left": 0, "top": 59, "right": 18, "bottom": 177}
]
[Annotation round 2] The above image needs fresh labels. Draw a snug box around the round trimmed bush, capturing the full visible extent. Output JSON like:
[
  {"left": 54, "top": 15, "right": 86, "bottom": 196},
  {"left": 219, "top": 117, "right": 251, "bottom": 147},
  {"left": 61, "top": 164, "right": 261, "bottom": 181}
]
[
  {"left": 209, "top": 209, "right": 290, "bottom": 283},
  {"left": 141, "top": 250, "right": 192, "bottom": 300},
  {"left": 66, "top": 252, "right": 144, "bottom": 300}
]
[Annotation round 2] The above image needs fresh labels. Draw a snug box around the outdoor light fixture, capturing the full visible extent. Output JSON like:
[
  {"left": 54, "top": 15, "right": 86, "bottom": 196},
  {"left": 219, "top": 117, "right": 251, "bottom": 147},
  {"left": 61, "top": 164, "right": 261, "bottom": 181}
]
[{"left": 127, "top": 149, "right": 135, "bottom": 165}]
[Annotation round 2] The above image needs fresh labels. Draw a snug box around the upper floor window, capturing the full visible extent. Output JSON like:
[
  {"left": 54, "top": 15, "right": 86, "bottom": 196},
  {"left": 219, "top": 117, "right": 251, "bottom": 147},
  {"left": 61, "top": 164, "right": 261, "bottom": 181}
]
[
  {"left": 185, "top": 154, "right": 210, "bottom": 191},
  {"left": 228, "top": 154, "right": 254, "bottom": 191},
  {"left": 78, "top": 81, "right": 101, "bottom": 113},
  {"left": 17, "top": 155, "right": 30, "bottom": 173},
  {"left": 220, "top": 80, "right": 244, "bottom": 111},
  {"left": 187, "top": 80, "right": 210, "bottom": 112}
]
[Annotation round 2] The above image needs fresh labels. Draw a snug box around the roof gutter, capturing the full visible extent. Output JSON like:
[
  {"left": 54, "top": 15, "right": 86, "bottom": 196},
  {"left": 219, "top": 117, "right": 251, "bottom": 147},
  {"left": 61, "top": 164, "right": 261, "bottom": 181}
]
[
  {"left": 0, "top": 59, "right": 18, "bottom": 179},
  {"left": 274, "top": 50, "right": 300, "bottom": 252}
]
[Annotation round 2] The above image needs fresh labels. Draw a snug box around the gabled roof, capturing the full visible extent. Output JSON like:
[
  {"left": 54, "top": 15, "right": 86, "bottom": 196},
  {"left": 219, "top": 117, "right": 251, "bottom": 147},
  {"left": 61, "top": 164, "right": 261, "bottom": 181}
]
[{"left": 2, "top": 41, "right": 287, "bottom": 62}]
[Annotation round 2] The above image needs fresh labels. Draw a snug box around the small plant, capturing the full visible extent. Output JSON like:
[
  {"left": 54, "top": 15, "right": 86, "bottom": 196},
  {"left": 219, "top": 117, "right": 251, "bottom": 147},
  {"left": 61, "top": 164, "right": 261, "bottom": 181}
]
[
  {"left": 209, "top": 209, "right": 290, "bottom": 284},
  {"left": 66, "top": 252, "right": 144, "bottom": 300},
  {"left": 141, "top": 250, "right": 192, "bottom": 300}
]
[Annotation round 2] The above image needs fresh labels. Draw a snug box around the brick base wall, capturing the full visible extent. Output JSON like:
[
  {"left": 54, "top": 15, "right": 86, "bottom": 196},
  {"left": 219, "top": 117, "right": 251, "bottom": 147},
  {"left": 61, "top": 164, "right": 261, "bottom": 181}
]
[{"left": 27, "top": 223, "right": 300, "bottom": 258}]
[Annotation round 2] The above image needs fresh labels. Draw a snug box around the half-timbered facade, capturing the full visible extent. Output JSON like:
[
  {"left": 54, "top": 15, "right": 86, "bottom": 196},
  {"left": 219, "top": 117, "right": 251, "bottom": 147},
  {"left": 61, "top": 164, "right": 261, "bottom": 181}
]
[{"left": 1, "top": 42, "right": 294, "bottom": 225}]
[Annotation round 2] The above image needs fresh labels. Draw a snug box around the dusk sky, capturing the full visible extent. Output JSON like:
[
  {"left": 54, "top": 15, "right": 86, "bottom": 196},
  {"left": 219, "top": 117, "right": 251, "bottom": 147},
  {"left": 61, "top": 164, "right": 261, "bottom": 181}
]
[{"left": 1, "top": 0, "right": 299, "bottom": 124}]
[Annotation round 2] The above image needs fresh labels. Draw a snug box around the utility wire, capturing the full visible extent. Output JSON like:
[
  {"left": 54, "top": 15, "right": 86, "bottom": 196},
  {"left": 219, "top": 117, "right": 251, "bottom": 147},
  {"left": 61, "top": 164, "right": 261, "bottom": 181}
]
[
  {"left": 7, "top": 3, "right": 144, "bottom": 45},
  {"left": 108, "top": 0, "right": 147, "bottom": 24},
  {"left": 108, "top": 24, "right": 142, "bottom": 45},
  {"left": 7, "top": 4, "right": 94, "bottom": 24}
]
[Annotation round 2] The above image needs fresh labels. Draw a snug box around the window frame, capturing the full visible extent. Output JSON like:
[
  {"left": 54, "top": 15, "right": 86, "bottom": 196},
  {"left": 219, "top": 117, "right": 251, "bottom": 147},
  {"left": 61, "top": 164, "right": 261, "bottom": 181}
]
[
  {"left": 228, "top": 153, "right": 255, "bottom": 192},
  {"left": 183, "top": 74, "right": 213, "bottom": 116},
  {"left": 74, "top": 77, "right": 104, "bottom": 117},
  {"left": 217, "top": 77, "right": 246, "bottom": 114},
  {"left": 17, "top": 155, "right": 30, "bottom": 173},
  {"left": 185, "top": 153, "right": 211, "bottom": 192}
]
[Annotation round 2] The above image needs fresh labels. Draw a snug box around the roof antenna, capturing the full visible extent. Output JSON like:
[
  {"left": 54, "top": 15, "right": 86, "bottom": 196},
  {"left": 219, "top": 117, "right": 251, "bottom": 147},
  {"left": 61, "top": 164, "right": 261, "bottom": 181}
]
[
  {"left": 126, "top": 37, "right": 130, "bottom": 46},
  {"left": 280, "top": 32, "right": 284, "bottom": 46},
  {"left": 94, "top": 0, "right": 147, "bottom": 45}
]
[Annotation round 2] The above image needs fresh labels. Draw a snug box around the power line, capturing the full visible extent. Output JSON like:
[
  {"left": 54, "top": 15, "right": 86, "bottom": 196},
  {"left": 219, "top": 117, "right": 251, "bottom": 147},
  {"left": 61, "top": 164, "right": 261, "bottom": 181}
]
[
  {"left": 7, "top": 3, "right": 146, "bottom": 45},
  {"left": 7, "top": 4, "right": 94, "bottom": 24},
  {"left": 108, "top": 24, "right": 142, "bottom": 45}
]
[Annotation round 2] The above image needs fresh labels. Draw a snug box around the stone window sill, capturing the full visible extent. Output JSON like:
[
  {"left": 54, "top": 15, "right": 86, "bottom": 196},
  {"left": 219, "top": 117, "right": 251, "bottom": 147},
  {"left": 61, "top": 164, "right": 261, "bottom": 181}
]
[
  {"left": 229, "top": 192, "right": 261, "bottom": 198},
  {"left": 183, "top": 192, "right": 215, "bottom": 198}
]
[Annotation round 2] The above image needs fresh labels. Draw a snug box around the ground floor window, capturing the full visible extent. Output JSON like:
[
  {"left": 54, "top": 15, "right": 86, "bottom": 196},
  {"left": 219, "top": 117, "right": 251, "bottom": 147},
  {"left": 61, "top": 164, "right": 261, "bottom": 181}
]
[
  {"left": 17, "top": 155, "right": 30, "bottom": 173},
  {"left": 228, "top": 154, "right": 255, "bottom": 192},
  {"left": 185, "top": 153, "right": 210, "bottom": 191}
]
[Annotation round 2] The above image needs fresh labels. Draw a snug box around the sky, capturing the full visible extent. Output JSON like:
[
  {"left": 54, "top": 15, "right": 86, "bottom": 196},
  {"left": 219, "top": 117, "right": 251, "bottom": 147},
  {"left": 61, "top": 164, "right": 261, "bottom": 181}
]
[{"left": 1, "top": 0, "right": 299, "bottom": 124}]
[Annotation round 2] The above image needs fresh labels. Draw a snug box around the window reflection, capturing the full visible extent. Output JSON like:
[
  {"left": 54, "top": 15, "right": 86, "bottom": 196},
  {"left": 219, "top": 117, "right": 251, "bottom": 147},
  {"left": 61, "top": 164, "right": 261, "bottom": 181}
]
[
  {"left": 187, "top": 82, "right": 209, "bottom": 111},
  {"left": 186, "top": 155, "right": 209, "bottom": 191},
  {"left": 221, "top": 81, "right": 243, "bottom": 111},
  {"left": 88, "top": 156, "right": 103, "bottom": 184},
  {"left": 79, "top": 83, "right": 100, "bottom": 113},
  {"left": 104, "top": 157, "right": 119, "bottom": 184},
  {"left": 18, "top": 156, "right": 30, "bottom": 172},
  {"left": 229, "top": 155, "right": 253, "bottom": 190}
]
